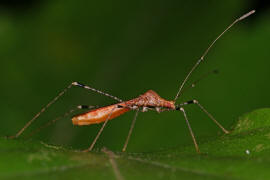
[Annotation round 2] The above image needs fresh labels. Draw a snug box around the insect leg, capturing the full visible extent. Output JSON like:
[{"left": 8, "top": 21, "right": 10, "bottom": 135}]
[
  {"left": 179, "top": 107, "right": 200, "bottom": 153},
  {"left": 8, "top": 83, "right": 74, "bottom": 139},
  {"left": 25, "top": 105, "right": 98, "bottom": 138},
  {"left": 122, "top": 109, "right": 139, "bottom": 152},
  {"left": 9, "top": 81, "right": 121, "bottom": 139},
  {"left": 72, "top": 82, "right": 123, "bottom": 102},
  {"left": 77, "top": 105, "right": 98, "bottom": 109},
  {"left": 84, "top": 106, "right": 118, "bottom": 152},
  {"left": 181, "top": 100, "right": 229, "bottom": 134}
]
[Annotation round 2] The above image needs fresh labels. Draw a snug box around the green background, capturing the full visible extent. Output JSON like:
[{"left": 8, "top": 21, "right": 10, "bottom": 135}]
[{"left": 0, "top": 0, "right": 269, "bottom": 152}]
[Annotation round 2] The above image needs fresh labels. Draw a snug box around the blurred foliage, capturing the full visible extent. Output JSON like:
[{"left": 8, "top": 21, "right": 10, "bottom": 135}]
[
  {"left": 0, "top": 0, "right": 269, "bottom": 154},
  {"left": 2, "top": 108, "right": 270, "bottom": 180}
]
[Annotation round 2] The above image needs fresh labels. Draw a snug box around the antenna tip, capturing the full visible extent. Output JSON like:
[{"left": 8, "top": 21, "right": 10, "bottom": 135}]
[{"left": 239, "top": 10, "right": 256, "bottom": 21}]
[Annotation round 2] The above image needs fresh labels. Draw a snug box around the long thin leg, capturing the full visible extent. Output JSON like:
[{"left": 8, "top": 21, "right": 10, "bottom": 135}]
[
  {"left": 174, "top": 10, "right": 255, "bottom": 101},
  {"left": 25, "top": 105, "right": 97, "bottom": 138},
  {"left": 84, "top": 106, "right": 118, "bottom": 152},
  {"left": 179, "top": 107, "right": 200, "bottom": 153},
  {"left": 180, "top": 100, "right": 229, "bottom": 134},
  {"left": 195, "top": 100, "right": 229, "bottom": 134},
  {"left": 9, "top": 83, "right": 73, "bottom": 139},
  {"left": 122, "top": 109, "right": 139, "bottom": 152},
  {"left": 72, "top": 82, "right": 123, "bottom": 102},
  {"left": 9, "top": 81, "right": 121, "bottom": 139}
]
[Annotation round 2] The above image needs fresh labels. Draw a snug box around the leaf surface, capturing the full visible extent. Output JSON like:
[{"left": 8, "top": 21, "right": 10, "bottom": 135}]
[{"left": 1, "top": 108, "right": 270, "bottom": 180}]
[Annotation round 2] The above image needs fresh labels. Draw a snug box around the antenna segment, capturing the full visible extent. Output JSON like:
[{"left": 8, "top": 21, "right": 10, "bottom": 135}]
[{"left": 174, "top": 10, "right": 255, "bottom": 102}]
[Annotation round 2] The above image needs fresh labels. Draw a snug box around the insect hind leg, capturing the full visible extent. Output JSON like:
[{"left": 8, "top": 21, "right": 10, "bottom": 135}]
[
  {"left": 8, "top": 83, "right": 74, "bottom": 139},
  {"left": 24, "top": 105, "right": 98, "bottom": 139},
  {"left": 9, "top": 81, "right": 122, "bottom": 139}
]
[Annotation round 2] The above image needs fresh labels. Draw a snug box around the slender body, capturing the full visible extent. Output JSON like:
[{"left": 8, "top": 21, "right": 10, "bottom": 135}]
[
  {"left": 72, "top": 90, "right": 175, "bottom": 125},
  {"left": 8, "top": 10, "right": 255, "bottom": 153}
]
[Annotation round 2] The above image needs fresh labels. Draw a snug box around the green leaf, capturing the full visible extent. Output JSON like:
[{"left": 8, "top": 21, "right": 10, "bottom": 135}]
[{"left": 1, "top": 108, "right": 270, "bottom": 180}]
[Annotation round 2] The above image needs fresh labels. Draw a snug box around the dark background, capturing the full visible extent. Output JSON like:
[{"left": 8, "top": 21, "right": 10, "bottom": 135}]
[{"left": 0, "top": 0, "right": 269, "bottom": 152}]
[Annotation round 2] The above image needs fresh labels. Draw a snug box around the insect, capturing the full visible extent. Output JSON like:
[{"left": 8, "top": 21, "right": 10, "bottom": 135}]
[{"left": 9, "top": 10, "right": 255, "bottom": 153}]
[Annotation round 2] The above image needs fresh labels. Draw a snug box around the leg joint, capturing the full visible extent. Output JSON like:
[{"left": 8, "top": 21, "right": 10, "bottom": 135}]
[
  {"left": 72, "top": 81, "right": 84, "bottom": 87},
  {"left": 184, "top": 99, "right": 198, "bottom": 105},
  {"left": 193, "top": 99, "right": 198, "bottom": 104},
  {"left": 77, "top": 105, "right": 96, "bottom": 109}
]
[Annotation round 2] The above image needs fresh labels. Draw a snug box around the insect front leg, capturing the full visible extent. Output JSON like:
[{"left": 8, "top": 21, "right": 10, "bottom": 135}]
[
  {"left": 178, "top": 107, "right": 200, "bottom": 153},
  {"left": 180, "top": 100, "right": 229, "bottom": 134}
]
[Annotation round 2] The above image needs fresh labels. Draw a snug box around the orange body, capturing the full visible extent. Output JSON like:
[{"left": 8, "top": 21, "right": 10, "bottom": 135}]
[
  {"left": 72, "top": 102, "right": 130, "bottom": 125},
  {"left": 72, "top": 90, "right": 175, "bottom": 126}
]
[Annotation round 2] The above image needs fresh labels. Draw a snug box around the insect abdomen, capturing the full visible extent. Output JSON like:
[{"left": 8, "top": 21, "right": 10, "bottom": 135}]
[{"left": 72, "top": 103, "right": 130, "bottom": 125}]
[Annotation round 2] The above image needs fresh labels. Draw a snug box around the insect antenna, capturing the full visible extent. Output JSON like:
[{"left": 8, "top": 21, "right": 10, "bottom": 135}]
[
  {"left": 174, "top": 10, "right": 255, "bottom": 102},
  {"left": 180, "top": 69, "right": 219, "bottom": 95}
]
